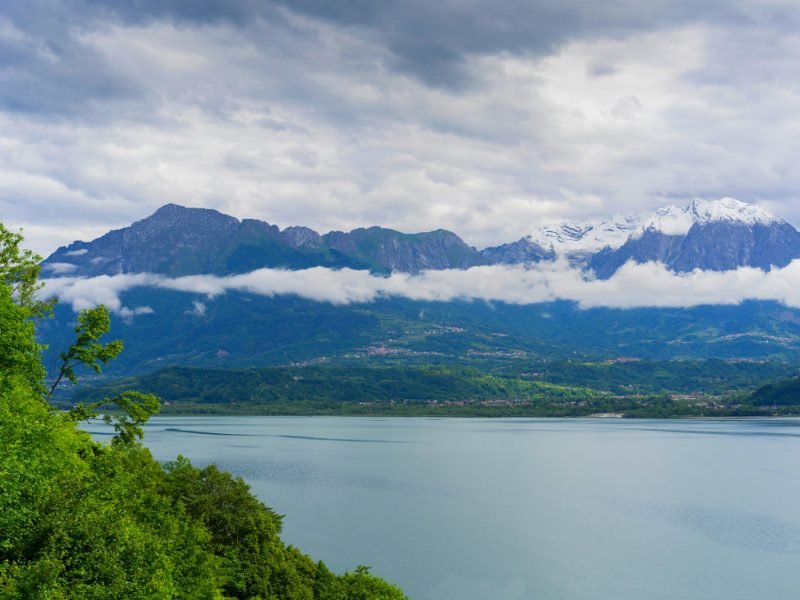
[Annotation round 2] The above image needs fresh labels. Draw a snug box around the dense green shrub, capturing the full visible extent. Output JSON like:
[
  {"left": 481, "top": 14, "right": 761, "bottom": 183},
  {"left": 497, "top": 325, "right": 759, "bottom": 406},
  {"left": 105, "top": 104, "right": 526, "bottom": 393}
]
[{"left": 0, "top": 223, "right": 406, "bottom": 599}]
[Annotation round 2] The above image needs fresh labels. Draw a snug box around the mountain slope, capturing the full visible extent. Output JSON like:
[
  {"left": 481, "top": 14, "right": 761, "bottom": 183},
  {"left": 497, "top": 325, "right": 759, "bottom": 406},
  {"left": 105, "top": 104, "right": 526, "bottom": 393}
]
[
  {"left": 322, "top": 226, "right": 482, "bottom": 272},
  {"left": 590, "top": 200, "right": 800, "bottom": 278},
  {"left": 42, "top": 197, "right": 800, "bottom": 278},
  {"left": 42, "top": 204, "right": 484, "bottom": 277},
  {"left": 527, "top": 212, "right": 643, "bottom": 256},
  {"left": 35, "top": 198, "right": 800, "bottom": 385},
  {"left": 38, "top": 284, "right": 800, "bottom": 381},
  {"left": 480, "top": 237, "right": 555, "bottom": 264},
  {"left": 750, "top": 377, "right": 800, "bottom": 406}
]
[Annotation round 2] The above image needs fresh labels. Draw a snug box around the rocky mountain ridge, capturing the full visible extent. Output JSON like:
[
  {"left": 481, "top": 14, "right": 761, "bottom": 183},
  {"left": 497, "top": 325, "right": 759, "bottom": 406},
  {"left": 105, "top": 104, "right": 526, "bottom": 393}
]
[
  {"left": 588, "top": 199, "right": 799, "bottom": 278},
  {"left": 42, "top": 198, "right": 800, "bottom": 278},
  {"left": 523, "top": 197, "right": 784, "bottom": 254},
  {"left": 527, "top": 212, "right": 643, "bottom": 255},
  {"left": 43, "top": 203, "right": 484, "bottom": 277}
]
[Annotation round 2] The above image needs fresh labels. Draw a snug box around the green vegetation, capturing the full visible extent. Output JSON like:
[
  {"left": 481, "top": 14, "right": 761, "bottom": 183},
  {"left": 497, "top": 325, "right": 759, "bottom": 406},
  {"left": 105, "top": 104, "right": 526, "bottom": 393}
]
[
  {"left": 40, "top": 285, "right": 800, "bottom": 383},
  {"left": 501, "top": 357, "right": 796, "bottom": 396},
  {"left": 70, "top": 359, "right": 800, "bottom": 418},
  {"left": 749, "top": 376, "right": 800, "bottom": 407},
  {"left": 48, "top": 305, "right": 124, "bottom": 399},
  {"left": 71, "top": 364, "right": 600, "bottom": 407},
  {"left": 0, "top": 223, "right": 405, "bottom": 599}
]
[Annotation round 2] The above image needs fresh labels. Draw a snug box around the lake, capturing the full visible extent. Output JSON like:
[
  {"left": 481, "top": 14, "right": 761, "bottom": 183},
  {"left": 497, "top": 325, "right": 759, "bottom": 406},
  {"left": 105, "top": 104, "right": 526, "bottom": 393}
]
[{"left": 86, "top": 416, "right": 800, "bottom": 599}]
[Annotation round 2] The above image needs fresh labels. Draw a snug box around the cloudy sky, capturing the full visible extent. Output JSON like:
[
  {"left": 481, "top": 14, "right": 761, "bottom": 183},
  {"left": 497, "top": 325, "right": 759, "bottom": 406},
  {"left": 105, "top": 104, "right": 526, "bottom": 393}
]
[{"left": 4, "top": 0, "right": 800, "bottom": 257}]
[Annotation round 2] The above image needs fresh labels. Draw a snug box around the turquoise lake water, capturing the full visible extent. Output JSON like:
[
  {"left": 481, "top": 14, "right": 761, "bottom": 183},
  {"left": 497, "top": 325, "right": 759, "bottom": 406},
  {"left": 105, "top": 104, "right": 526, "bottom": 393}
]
[{"left": 86, "top": 417, "right": 800, "bottom": 599}]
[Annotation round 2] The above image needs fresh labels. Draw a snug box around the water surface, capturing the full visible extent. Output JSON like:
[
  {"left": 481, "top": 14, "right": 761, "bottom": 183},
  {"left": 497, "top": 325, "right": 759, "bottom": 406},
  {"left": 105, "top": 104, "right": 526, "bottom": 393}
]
[{"left": 86, "top": 417, "right": 800, "bottom": 599}]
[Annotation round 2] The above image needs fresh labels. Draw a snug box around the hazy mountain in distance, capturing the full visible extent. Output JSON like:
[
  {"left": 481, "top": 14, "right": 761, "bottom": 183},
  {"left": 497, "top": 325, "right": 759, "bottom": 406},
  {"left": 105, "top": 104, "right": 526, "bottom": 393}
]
[
  {"left": 589, "top": 198, "right": 800, "bottom": 278},
  {"left": 528, "top": 212, "right": 643, "bottom": 257},
  {"left": 42, "top": 204, "right": 485, "bottom": 277},
  {"left": 41, "top": 197, "right": 800, "bottom": 280},
  {"left": 35, "top": 199, "right": 800, "bottom": 378}
]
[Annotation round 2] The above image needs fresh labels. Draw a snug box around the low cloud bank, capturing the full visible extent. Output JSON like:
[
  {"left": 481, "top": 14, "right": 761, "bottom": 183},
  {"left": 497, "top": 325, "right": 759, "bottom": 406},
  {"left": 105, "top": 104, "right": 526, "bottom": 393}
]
[{"left": 41, "top": 259, "right": 800, "bottom": 316}]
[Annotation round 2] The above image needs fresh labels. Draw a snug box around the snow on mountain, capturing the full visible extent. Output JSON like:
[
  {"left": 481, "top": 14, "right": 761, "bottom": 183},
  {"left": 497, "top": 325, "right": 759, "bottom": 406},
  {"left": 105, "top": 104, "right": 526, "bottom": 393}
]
[
  {"left": 689, "top": 197, "right": 782, "bottom": 226},
  {"left": 530, "top": 198, "right": 782, "bottom": 255},
  {"left": 636, "top": 204, "right": 695, "bottom": 237},
  {"left": 635, "top": 197, "right": 783, "bottom": 238},
  {"left": 528, "top": 212, "right": 643, "bottom": 255}
]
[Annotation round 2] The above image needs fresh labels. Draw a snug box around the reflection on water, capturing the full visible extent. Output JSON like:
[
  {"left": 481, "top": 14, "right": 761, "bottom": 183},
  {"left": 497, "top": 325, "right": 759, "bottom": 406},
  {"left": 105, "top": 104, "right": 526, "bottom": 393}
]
[
  {"left": 86, "top": 417, "right": 800, "bottom": 600},
  {"left": 611, "top": 499, "right": 800, "bottom": 553},
  {"left": 620, "top": 426, "right": 800, "bottom": 438},
  {"left": 163, "top": 428, "right": 256, "bottom": 436},
  {"left": 163, "top": 426, "right": 422, "bottom": 443}
]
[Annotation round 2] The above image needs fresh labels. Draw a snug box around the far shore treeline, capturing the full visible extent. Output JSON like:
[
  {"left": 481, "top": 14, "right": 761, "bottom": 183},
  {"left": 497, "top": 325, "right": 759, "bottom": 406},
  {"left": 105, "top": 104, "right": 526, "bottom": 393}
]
[{"left": 70, "top": 361, "right": 800, "bottom": 419}]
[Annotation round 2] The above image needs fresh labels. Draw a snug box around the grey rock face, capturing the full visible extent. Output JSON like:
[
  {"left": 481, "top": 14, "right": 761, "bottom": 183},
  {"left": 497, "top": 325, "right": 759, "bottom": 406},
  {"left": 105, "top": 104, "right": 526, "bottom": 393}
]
[
  {"left": 590, "top": 221, "right": 800, "bottom": 278},
  {"left": 382, "top": 229, "right": 481, "bottom": 272},
  {"left": 589, "top": 229, "right": 685, "bottom": 279},
  {"left": 43, "top": 204, "right": 240, "bottom": 277},
  {"left": 43, "top": 204, "right": 484, "bottom": 276},
  {"left": 41, "top": 201, "right": 800, "bottom": 280},
  {"left": 323, "top": 227, "right": 483, "bottom": 273},
  {"left": 322, "top": 230, "right": 359, "bottom": 255},
  {"left": 239, "top": 219, "right": 282, "bottom": 240},
  {"left": 672, "top": 221, "right": 800, "bottom": 272},
  {"left": 480, "top": 237, "right": 555, "bottom": 265},
  {"left": 281, "top": 226, "right": 322, "bottom": 248}
]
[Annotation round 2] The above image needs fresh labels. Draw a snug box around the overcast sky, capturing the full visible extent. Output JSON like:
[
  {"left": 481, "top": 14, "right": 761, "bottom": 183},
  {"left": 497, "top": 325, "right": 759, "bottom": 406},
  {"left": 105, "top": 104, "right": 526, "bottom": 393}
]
[{"left": 4, "top": 0, "right": 800, "bottom": 257}]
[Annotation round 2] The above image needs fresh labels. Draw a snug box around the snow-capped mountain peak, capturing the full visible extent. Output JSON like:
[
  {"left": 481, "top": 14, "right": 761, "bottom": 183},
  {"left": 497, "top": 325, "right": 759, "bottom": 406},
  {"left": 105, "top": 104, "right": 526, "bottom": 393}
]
[
  {"left": 590, "top": 198, "right": 799, "bottom": 278},
  {"left": 528, "top": 198, "right": 785, "bottom": 256},
  {"left": 637, "top": 204, "right": 694, "bottom": 237},
  {"left": 688, "top": 197, "right": 782, "bottom": 226},
  {"left": 635, "top": 197, "right": 783, "bottom": 238},
  {"left": 528, "top": 212, "right": 642, "bottom": 254}
]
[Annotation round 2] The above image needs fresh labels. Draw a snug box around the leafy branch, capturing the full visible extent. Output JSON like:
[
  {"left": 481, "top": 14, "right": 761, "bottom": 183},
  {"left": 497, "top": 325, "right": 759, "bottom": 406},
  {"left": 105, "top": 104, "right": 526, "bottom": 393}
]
[
  {"left": 0, "top": 223, "right": 53, "bottom": 318},
  {"left": 68, "top": 390, "right": 160, "bottom": 446},
  {"left": 48, "top": 305, "right": 123, "bottom": 399}
]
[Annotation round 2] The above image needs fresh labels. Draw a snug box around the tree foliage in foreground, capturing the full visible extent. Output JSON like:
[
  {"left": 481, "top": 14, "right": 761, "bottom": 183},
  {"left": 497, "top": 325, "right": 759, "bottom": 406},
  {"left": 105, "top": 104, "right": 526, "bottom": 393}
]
[{"left": 0, "top": 223, "right": 406, "bottom": 599}]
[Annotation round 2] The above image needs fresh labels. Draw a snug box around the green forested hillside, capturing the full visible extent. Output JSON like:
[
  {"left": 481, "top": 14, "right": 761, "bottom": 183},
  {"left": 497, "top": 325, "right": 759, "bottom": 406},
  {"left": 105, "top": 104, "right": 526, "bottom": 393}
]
[
  {"left": 0, "top": 224, "right": 405, "bottom": 599},
  {"left": 71, "top": 364, "right": 599, "bottom": 407},
  {"left": 750, "top": 377, "right": 800, "bottom": 406},
  {"left": 38, "top": 288, "right": 800, "bottom": 383},
  {"left": 71, "top": 359, "right": 797, "bottom": 410}
]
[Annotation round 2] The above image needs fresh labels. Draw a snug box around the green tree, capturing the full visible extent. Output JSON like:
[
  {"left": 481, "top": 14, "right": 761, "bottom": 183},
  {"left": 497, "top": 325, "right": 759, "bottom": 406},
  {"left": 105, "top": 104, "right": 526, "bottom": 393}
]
[
  {"left": 341, "top": 566, "right": 407, "bottom": 600},
  {"left": 0, "top": 223, "right": 52, "bottom": 318},
  {"left": 0, "top": 223, "right": 407, "bottom": 599},
  {"left": 49, "top": 304, "right": 124, "bottom": 398},
  {"left": 0, "top": 224, "right": 51, "bottom": 394}
]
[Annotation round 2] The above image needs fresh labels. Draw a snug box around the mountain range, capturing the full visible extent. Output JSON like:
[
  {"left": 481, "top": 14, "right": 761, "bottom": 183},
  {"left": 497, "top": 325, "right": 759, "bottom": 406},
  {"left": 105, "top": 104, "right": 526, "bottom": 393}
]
[
  {"left": 35, "top": 198, "right": 800, "bottom": 384},
  {"left": 42, "top": 197, "right": 800, "bottom": 279}
]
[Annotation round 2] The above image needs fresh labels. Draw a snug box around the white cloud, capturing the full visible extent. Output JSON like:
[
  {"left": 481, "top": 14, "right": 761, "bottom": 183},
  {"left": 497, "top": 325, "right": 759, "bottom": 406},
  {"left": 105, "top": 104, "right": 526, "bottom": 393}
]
[
  {"left": 118, "top": 305, "right": 154, "bottom": 322},
  {"left": 42, "top": 262, "right": 78, "bottom": 275},
  {"left": 5, "top": 6, "right": 800, "bottom": 256},
  {"left": 41, "top": 260, "right": 800, "bottom": 315},
  {"left": 42, "top": 273, "right": 157, "bottom": 314},
  {"left": 185, "top": 300, "right": 206, "bottom": 317}
]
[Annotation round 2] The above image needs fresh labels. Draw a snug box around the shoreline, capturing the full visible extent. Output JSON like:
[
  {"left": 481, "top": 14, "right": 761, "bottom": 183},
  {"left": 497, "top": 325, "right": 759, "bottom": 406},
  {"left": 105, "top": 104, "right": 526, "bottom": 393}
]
[{"left": 145, "top": 409, "right": 800, "bottom": 420}]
